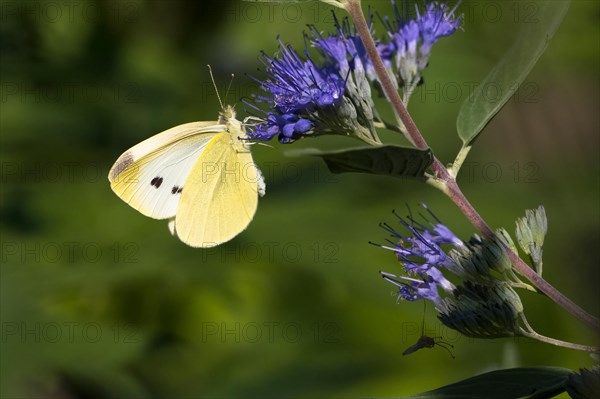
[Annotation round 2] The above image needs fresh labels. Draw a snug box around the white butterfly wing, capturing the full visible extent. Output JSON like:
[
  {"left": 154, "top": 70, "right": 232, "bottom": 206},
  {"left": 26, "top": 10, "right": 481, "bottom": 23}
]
[
  {"left": 109, "top": 122, "right": 224, "bottom": 219},
  {"left": 256, "top": 164, "right": 266, "bottom": 197}
]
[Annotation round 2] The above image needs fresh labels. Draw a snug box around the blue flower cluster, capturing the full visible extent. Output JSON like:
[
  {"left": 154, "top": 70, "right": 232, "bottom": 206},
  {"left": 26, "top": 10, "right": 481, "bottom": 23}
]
[
  {"left": 245, "top": 14, "right": 381, "bottom": 144},
  {"left": 377, "top": 205, "right": 526, "bottom": 339},
  {"left": 380, "top": 0, "right": 461, "bottom": 94},
  {"left": 245, "top": 1, "right": 462, "bottom": 143},
  {"left": 376, "top": 206, "right": 465, "bottom": 309},
  {"left": 245, "top": 41, "right": 346, "bottom": 143}
]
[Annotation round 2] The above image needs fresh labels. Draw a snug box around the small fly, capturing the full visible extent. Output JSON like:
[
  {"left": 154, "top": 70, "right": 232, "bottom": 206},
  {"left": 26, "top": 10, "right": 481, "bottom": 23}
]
[{"left": 403, "top": 302, "right": 455, "bottom": 358}]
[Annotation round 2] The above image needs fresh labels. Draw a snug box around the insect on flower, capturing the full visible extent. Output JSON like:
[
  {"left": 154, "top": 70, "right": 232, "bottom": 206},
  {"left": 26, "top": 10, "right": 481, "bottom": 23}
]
[
  {"left": 402, "top": 303, "right": 455, "bottom": 358},
  {"left": 403, "top": 334, "right": 455, "bottom": 358}
]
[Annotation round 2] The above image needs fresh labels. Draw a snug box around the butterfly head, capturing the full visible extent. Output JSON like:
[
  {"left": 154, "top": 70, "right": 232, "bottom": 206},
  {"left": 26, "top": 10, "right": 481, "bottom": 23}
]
[
  {"left": 219, "top": 105, "right": 247, "bottom": 142},
  {"left": 219, "top": 105, "right": 237, "bottom": 124}
]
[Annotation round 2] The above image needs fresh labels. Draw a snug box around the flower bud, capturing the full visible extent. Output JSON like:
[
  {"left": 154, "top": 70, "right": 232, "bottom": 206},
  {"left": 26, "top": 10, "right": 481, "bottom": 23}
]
[
  {"left": 515, "top": 205, "right": 547, "bottom": 266},
  {"left": 438, "top": 281, "right": 524, "bottom": 338}
]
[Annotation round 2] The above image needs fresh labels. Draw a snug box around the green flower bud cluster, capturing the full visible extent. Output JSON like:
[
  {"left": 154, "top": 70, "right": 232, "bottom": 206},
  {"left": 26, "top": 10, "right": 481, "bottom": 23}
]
[
  {"left": 438, "top": 281, "right": 524, "bottom": 338},
  {"left": 515, "top": 206, "right": 547, "bottom": 274},
  {"left": 380, "top": 205, "right": 552, "bottom": 340}
]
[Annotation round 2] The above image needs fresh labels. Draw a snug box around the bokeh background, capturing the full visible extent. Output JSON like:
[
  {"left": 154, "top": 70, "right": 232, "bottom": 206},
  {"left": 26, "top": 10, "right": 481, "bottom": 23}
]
[{"left": 1, "top": 0, "right": 598, "bottom": 397}]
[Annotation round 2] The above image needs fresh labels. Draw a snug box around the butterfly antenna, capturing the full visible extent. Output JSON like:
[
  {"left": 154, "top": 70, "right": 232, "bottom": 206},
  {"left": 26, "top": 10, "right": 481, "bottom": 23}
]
[
  {"left": 207, "top": 64, "right": 224, "bottom": 111},
  {"left": 225, "top": 73, "right": 235, "bottom": 103}
]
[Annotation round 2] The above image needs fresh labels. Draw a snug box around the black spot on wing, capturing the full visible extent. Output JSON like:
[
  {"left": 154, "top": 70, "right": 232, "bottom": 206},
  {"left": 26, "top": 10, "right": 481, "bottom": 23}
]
[
  {"left": 171, "top": 186, "right": 183, "bottom": 194},
  {"left": 151, "top": 176, "right": 163, "bottom": 188}
]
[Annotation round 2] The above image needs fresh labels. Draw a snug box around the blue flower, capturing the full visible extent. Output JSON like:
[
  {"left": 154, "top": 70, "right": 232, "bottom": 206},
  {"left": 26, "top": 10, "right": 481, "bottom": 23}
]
[
  {"left": 407, "top": 203, "right": 465, "bottom": 248},
  {"left": 381, "top": 271, "right": 444, "bottom": 308},
  {"left": 375, "top": 206, "right": 464, "bottom": 308},
  {"left": 245, "top": 20, "right": 381, "bottom": 145},
  {"left": 378, "top": 216, "right": 457, "bottom": 274},
  {"left": 245, "top": 1, "right": 461, "bottom": 141},
  {"left": 377, "top": 205, "right": 528, "bottom": 339},
  {"left": 379, "top": 1, "right": 462, "bottom": 99},
  {"left": 417, "top": 2, "right": 462, "bottom": 55},
  {"left": 312, "top": 15, "right": 371, "bottom": 77},
  {"left": 245, "top": 40, "right": 345, "bottom": 143}
]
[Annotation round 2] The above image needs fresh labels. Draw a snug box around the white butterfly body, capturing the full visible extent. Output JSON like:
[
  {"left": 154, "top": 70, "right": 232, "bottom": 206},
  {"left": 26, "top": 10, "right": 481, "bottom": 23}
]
[{"left": 108, "top": 106, "right": 264, "bottom": 248}]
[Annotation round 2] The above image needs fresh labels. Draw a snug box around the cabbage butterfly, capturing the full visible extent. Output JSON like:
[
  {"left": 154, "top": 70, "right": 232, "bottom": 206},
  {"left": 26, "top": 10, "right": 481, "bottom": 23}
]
[{"left": 108, "top": 72, "right": 264, "bottom": 248}]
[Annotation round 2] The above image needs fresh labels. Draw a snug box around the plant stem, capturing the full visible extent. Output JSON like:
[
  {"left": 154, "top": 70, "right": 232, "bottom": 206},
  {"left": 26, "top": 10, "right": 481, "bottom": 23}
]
[
  {"left": 519, "top": 316, "right": 598, "bottom": 353},
  {"left": 519, "top": 328, "right": 598, "bottom": 353},
  {"left": 345, "top": 0, "right": 600, "bottom": 334},
  {"left": 509, "top": 282, "right": 538, "bottom": 293},
  {"left": 346, "top": 0, "right": 425, "bottom": 149},
  {"left": 449, "top": 145, "right": 472, "bottom": 178},
  {"left": 507, "top": 269, "right": 539, "bottom": 293},
  {"left": 446, "top": 179, "right": 600, "bottom": 333}
]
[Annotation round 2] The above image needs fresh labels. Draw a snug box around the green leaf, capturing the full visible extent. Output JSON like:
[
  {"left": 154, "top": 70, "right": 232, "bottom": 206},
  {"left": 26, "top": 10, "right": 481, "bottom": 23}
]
[
  {"left": 456, "top": 1, "right": 570, "bottom": 145},
  {"left": 286, "top": 145, "right": 433, "bottom": 180},
  {"left": 405, "top": 367, "right": 573, "bottom": 399}
]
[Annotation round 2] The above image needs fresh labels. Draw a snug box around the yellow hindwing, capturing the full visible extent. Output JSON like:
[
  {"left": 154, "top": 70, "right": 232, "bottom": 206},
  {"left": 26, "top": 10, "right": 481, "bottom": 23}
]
[{"left": 174, "top": 132, "right": 259, "bottom": 247}]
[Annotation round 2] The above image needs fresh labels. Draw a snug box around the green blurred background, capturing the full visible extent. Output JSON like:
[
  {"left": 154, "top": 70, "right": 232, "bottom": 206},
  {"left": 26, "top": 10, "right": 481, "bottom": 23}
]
[{"left": 1, "top": 0, "right": 598, "bottom": 397}]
